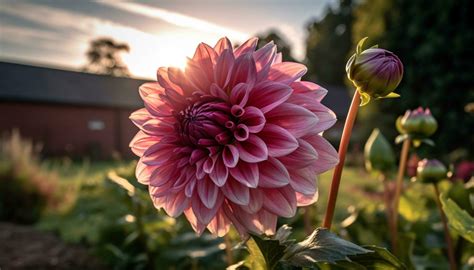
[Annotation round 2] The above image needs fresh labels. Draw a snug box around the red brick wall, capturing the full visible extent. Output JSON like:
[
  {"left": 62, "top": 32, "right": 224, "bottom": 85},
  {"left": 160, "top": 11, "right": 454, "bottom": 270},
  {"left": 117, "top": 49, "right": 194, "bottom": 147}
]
[{"left": 0, "top": 102, "right": 138, "bottom": 159}]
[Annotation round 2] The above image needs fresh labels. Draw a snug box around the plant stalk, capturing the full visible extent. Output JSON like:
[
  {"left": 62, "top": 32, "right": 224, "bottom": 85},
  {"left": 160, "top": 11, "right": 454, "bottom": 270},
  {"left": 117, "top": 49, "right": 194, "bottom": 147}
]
[
  {"left": 433, "top": 184, "right": 457, "bottom": 270},
  {"left": 382, "top": 175, "right": 397, "bottom": 251},
  {"left": 224, "top": 234, "right": 234, "bottom": 266},
  {"left": 391, "top": 138, "right": 410, "bottom": 254},
  {"left": 323, "top": 91, "right": 360, "bottom": 229}
]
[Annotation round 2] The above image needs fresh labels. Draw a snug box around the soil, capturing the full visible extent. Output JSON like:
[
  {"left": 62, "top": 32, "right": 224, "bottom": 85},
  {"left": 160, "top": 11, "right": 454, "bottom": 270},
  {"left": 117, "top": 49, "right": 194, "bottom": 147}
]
[{"left": 0, "top": 222, "right": 107, "bottom": 270}]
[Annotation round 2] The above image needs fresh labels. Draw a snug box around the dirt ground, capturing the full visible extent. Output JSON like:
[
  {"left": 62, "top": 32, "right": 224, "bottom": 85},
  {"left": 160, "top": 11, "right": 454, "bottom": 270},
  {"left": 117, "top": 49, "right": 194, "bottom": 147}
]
[{"left": 0, "top": 222, "right": 107, "bottom": 270}]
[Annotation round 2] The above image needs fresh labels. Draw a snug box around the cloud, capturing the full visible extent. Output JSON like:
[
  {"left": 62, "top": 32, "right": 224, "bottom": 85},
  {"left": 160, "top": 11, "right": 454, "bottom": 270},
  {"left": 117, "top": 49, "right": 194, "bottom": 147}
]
[{"left": 100, "top": 2, "right": 248, "bottom": 41}]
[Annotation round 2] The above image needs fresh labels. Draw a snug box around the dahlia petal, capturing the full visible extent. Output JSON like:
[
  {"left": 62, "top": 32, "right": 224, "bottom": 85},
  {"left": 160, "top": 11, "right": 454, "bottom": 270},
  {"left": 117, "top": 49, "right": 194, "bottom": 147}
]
[
  {"left": 228, "top": 53, "right": 257, "bottom": 88},
  {"left": 214, "top": 49, "right": 235, "bottom": 88},
  {"left": 291, "top": 81, "right": 328, "bottom": 101},
  {"left": 210, "top": 83, "right": 229, "bottom": 101},
  {"left": 185, "top": 178, "right": 196, "bottom": 198},
  {"left": 266, "top": 103, "right": 319, "bottom": 138},
  {"left": 138, "top": 118, "right": 175, "bottom": 136},
  {"left": 130, "top": 131, "right": 156, "bottom": 156},
  {"left": 240, "top": 188, "right": 263, "bottom": 213},
  {"left": 209, "top": 157, "right": 228, "bottom": 187},
  {"left": 189, "top": 149, "right": 206, "bottom": 165},
  {"left": 289, "top": 167, "right": 317, "bottom": 195},
  {"left": 166, "top": 67, "right": 198, "bottom": 96},
  {"left": 229, "top": 83, "right": 250, "bottom": 107},
  {"left": 253, "top": 42, "right": 277, "bottom": 81},
  {"left": 240, "top": 106, "right": 266, "bottom": 133},
  {"left": 230, "top": 204, "right": 262, "bottom": 234},
  {"left": 236, "top": 134, "right": 268, "bottom": 163},
  {"left": 139, "top": 82, "right": 163, "bottom": 99},
  {"left": 135, "top": 159, "right": 157, "bottom": 185},
  {"left": 278, "top": 138, "right": 318, "bottom": 169},
  {"left": 197, "top": 177, "right": 219, "bottom": 209},
  {"left": 149, "top": 162, "right": 178, "bottom": 187},
  {"left": 221, "top": 179, "right": 250, "bottom": 205},
  {"left": 184, "top": 207, "right": 206, "bottom": 235},
  {"left": 207, "top": 209, "right": 231, "bottom": 237},
  {"left": 287, "top": 95, "right": 337, "bottom": 134},
  {"left": 203, "top": 155, "right": 217, "bottom": 174},
  {"left": 259, "top": 124, "right": 298, "bottom": 157},
  {"left": 258, "top": 157, "right": 290, "bottom": 188},
  {"left": 268, "top": 62, "right": 307, "bottom": 85},
  {"left": 296, "top": 190, "right": 319, "bottom": 206},
  {"left": 185, "top": 58, "right": 211, "bottom": 92},
  {"left": 142, "top": 143, "right": 174, "bottom": 166},
  {"left": 247, "top": 81, "right": 293, "bottom": 113},
  {"left": 254, "top": 210, "right": 277, "bottom": 235},
  {"left": 274, "top": 52, "right": 282, "bottom": 64},
  {"left": 234, "top": 124, "right": 249, "bottom": 141},
  {"left": 229, "top": 161, "right": 259, "bottom": 188},
  {"left": 130, "top": 108, "right": 152, "bottom": 129},
  {"left": 214, "top": 37, "right": 232, "bottom": 54},
  {"left": 163, "top": 191, "right": 189, "bottom": 217},
  {"left": 192, "top": 192, "right": 223, "bottom": 224},
  {"left": 222, "top": 145, "right": 239, "bottom": 168},
  {"left": 234, "top": 37, "right": 258, "bottom": 57},
  {"left": 303, "top": 135, "right": 339, "bottom": 173},
  {"left": 222, "top": 202, "right": 248, "bottom": 236},
  {"left": 193, "top": 42, "right": 217, "bottom": 79},
  {"left": 148, "top": 186, "right": 166, "bottom": 209},
  {"left": 262, "top": 185, "right": 297, "bottom": 218}
]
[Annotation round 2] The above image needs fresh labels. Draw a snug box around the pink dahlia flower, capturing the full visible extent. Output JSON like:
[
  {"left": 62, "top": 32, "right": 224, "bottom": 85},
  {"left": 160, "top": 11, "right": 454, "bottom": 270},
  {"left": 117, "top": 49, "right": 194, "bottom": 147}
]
[{"left": 130, "top": 37, "right": 338, "bottom": 236}]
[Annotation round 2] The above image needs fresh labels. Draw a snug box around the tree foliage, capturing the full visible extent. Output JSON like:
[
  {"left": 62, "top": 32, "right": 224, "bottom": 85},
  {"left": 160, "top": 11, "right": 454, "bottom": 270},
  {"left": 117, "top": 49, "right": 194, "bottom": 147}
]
[
  {"left": 305, "top": 0, "right": 354, "bottom": 85},
  {"left": 84, "top": 37, "right": 131, "bottom": 77},
  {"left": 352, "top": 0, "right": 474, "bottom": 158},
  {"left": 257, "top": 30, "right": 296, "bottom": 62}
]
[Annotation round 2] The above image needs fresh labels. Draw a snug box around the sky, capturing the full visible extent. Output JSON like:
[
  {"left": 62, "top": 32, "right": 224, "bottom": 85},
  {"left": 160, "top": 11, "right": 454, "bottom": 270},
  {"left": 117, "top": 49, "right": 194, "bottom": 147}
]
[{"left": 0, "top": 0, "right": 335, "bottom": 79}]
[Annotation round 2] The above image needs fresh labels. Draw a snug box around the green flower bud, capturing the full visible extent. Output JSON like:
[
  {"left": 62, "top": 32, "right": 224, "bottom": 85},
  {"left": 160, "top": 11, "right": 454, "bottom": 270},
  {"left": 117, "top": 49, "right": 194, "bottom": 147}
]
[
  {"left": 346, "top": 38, "right": 403, "bottom": 106},
  {"left": 416, "top": 159, "right": 447, "bottom": 184},
  {"left": 364, "top": 129, "right": 396, "bottom": 174},
  {"left": 398, "top": 107, "right": 438, "bottom": 138}
]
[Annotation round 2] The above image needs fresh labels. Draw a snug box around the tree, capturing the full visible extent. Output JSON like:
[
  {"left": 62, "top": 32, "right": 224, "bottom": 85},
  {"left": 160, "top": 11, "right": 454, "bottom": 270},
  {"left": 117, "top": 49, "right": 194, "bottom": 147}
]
[
  {"left": 256, "top": 30, "right": 296, "bottom": 62},
  {"left": 305, "top": 0, "right": 354, "bottom": 85},
  {"left": 353, "top": 0, "right": 474, "bottom": 158},
  {"left": 84, "top": 37, "right": 130, "bottom": 77}
]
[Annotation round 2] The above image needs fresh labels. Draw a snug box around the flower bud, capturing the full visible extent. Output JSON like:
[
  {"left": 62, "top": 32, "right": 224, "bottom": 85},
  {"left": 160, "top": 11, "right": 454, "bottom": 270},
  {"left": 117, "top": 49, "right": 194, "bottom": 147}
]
[
  {"left": 346, "top": 38, "right": 403, "bottom": 105},
  {"left": 398, "top": 107, "right": 437, "bottom": 138},
  {"left": 364, "top": 129, "right": 396, "bottom": 174},
  {"left": 416, "top": 159, "right": 447, "bottom": 184}
]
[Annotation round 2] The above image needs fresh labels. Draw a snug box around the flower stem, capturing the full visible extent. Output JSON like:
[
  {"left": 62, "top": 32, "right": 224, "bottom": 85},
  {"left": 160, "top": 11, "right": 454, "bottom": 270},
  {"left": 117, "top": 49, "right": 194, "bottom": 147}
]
[
  {"left": 391, "top": 138, "right": 410, "bottom": 254},
  {"left": 322, "top": 91, "right": 360, "bottom": 229},
  {"left": 433, "top": 184, "right": 457, "bottom": 270},
  {"left": 382, "top": 175, "right": 397, "bottom": 252},
  {"left": 224, "top": 234, "right": 234, "bottom": 266}
]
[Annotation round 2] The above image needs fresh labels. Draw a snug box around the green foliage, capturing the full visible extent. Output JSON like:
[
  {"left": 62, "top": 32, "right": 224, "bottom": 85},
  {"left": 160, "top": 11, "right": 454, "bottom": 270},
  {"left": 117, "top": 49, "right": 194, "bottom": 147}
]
[
  {"left": 440, "top": 193, "right": 474, "bottom": 243},
  {"left": 236, "top": 226, "right": 402, "bottom": 270},
  {"left": 364, "top": 129, "right": 396, "bottom": 175},
  {"left": 305, "top": 0, "right": 354, "bottom": 85},
  {"left": 0, "top": 130, "right": 59, "bottom": 224},
  {"left": 352, "top": 0, "right": 474, "bottom": 158}
]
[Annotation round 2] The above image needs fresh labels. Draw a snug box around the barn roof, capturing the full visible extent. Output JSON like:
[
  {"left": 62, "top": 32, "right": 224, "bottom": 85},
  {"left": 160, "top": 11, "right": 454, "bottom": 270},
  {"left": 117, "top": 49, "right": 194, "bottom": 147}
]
[
  {"left": 0, "top": 61, "right": 148, "bottom": 109},
  {"left": 0, "top": 61, "right": 351, "bottom": 116}
]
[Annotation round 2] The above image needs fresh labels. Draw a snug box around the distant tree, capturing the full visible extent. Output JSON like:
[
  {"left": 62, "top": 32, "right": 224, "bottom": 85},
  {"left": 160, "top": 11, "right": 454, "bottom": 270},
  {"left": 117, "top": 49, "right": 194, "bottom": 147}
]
[
  {"left": 305, "top": 0, "right": 354, "bottom": 85},
  {"left": 353, "top": 0, "right": 474, "bottom": 158},
  {"left": 257, "top": 30, "right": 296, "bottom": 62},
  {"left": 84, "top": 37, "right": 130, "bottom": 77}
]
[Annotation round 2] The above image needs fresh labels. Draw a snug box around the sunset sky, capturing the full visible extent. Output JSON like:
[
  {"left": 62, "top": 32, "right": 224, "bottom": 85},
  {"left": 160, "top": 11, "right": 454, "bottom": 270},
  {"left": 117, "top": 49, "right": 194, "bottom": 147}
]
[{"left": 0, "top": 0, "right": 335, "bottom": 79}]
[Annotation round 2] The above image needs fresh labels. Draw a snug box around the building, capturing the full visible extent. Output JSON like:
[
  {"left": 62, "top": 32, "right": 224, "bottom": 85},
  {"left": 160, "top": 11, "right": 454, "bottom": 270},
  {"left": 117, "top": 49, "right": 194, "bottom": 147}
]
[{"left": 0, "top": 61, "right": 350, "bottom": 159}]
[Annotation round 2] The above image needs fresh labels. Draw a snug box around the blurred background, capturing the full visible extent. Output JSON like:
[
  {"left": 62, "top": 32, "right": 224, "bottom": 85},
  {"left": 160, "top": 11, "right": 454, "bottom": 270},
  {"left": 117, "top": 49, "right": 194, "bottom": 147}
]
[{"left": 0, "top": 0, "right": 473, "bottom": 269}]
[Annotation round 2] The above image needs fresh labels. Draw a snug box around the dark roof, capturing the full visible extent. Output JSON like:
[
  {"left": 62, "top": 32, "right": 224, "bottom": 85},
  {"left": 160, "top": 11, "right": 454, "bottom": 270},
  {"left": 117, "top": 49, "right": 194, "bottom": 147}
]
[
  {"left": 0, "top": 61, "right": 149, "bottom": 109},
  {"left": 320, "top": 85, "right": 351, "bottom": 118},
  {"left": 0, "top": 61, "right": 351, "bottom": 115}
]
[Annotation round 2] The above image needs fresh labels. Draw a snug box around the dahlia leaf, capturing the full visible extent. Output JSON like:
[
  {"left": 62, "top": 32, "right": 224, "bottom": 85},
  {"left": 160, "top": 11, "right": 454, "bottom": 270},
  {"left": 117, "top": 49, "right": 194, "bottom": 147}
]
[
  {"left": 440, "top": 193, "right": 474, "bottom": 243},
  {"left": 359, "top": 92, "right": 371, "bottom": 106},
  {"left": 395, "top": 134, "right": 410, "bottom": 145},
  {"left": 356, "top": 37, "right": 369, "bottom": 55},
  {"left": 248, "top": 233, "right": 287, "bottom": 270},
  {"left": 284, "top": 228, "right": 371, "bottom": 266}
]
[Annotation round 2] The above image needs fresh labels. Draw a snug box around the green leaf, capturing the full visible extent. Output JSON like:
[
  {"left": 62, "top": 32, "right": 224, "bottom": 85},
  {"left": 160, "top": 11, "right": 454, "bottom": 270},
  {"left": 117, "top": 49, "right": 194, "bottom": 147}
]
[
  {"left": 346, "top": 246, "right": 407, "bottom": 269},
  {"left": 395, "top": 134, "right": 409, "bottom": 145},
  {"left": 380, "top": 92, "right": 400, "bottom": 99},
  {"left": 285, "top": 228, "right": 371, "bottom": 266},
  {"left": 356, "top": 37, "right": 369, "bottom": 55},
  {"left": 440, "top": 193, "right": 474, "bottom": 243},
  {"left": 248, "top": 234, "right": 287, "bottom": 270},
  {"left": 359, "top": 92, "right": 371, "bottom": 106}
]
